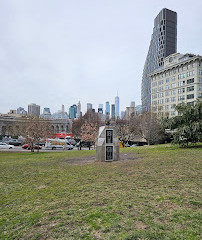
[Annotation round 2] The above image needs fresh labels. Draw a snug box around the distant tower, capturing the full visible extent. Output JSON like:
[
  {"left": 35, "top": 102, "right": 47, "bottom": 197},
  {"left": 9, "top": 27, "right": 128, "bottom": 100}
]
[
  {"left": 62, "top": 104, "right": 65, "bottom": 112},
  {"left": 105, "top": 101, "right": 110, "bottom": 119},
  {"left": 111, "top": 104, "right": 115, "bottom": 120},
  {"left": 115, "top": 94, "right": 119, "bottom": 119},
  {"left": 76, "top": 101, "right": 81, "bottom": 118},
  {"left": 87, "top": 103, "right": 92, "bottom": 111},
  {"left": 28, "top": 103, "right": 40, "bottom": 117}
]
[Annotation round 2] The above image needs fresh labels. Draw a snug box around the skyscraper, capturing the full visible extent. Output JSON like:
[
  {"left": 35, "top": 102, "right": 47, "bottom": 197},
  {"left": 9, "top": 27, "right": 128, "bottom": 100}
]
[
  {"left": 105, "top": 101, "right": 110, "bottom": 119},
  {"left": 76, "top": 101, "right": 81, "bottom": 118},
  {"left": 87, "top": 103, "right": 92, "bottom": 111},
  {"left": 111, "top": 104, "right": 115, "bottom": 120},
  {"left": 141, "top": 8, "right": 177, "bottom": 111},
  {"left": 28, "top": 103, "right": 40, "bottom": 117},
  {"left": 115, "top": 95, "right": 119, "bottom": 118}
]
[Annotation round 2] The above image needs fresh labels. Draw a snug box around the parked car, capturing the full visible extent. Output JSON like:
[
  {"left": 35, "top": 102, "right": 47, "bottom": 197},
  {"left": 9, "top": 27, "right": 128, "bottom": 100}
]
[
  {"left": 8, "top": 139, "right": 23, "bottom": 146},
  {"left": 22, "top": 144, "right": 42, "bottom": 150},
  {"left": 0, "top": 142, "right": 14, "bottom": 149}
]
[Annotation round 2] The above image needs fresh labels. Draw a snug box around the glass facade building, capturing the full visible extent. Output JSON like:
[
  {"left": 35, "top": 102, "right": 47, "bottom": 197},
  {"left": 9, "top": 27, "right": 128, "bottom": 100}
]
[
  {"left": 141, "top": 8, "right": 177, "bottom": 111},
  {"left": 115, "top": 95, "right": 119, "bottom": 118}
]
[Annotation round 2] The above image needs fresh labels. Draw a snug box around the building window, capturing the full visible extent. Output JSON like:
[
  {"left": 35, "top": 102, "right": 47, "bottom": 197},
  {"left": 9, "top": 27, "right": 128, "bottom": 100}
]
[
  {"left": 187, "top": 101, "right": 194, "bottom": 106},
  {"left": 178, "top": 81, "right": 185, "bottom": 87},
  {"left": 199, "top": 69, "right": 202, "bottom": 75},
  {"left": 171, "top": 90, "right": 176, "bottom": 95},
  {"left": 158, "top": 93, "right": 164, "bottom": 98},
  {"left": 158, "top": 80, "right": 164, "bottom": 85},
  {"left": 178, "top": 73, "right": 186, "bottom": 79},
  {"left": 158, "top": 99, "right": 164, "bottom": 104},
  {"left": 172, "top": 76, "right": 176, "bottom": 81},
  {"left": 198, "top": 85, "right": 202, "bottom": 91},
  {"left": 198, "top": 93, "right": 202, "bottom": 98},
  {"left": 152, "top": 94, "right": 157, "bottom": 99},
  {"left": 158, "top": 86, "right": 164, "bottom": 91},
  {"left": 165, "top": 105, "right": 169, "bottom": 110},
  {"left": 178, "top": 95, "right": 185, "bottom": 101},
  {"left": 165, "top": 85, "right": 170, "bottom": 90},
  {"left": 165, "top": 91, "right": 170, "bottom": 96},
  {"left": 171, "top": 111, "right": 176, "bottom": 116},
  {"left": 199, "top": 78, "right": 202, "bottom": 83},
  {"left": 187, "top": 94, "right": 194, "bottom": 99},
  {"left": 187, "top": 86, "right": 194, "bottom": 92},
  {"left": 171, "top": 97, "right": 176, "bottom": 102},
  {"left": 187, "top": 70, "right": 194, "bottom": 77},
  {"left": 178, "top": 88, "right": 185, "bottom": 94},
  {"left": 152, "top": 82, "right": 158, "bottom": 87},
  {"left": 165, "top": 98, "right": 170, "bottom": 103},
  {"left": 187, "top": 78, "right": 194, "bottom": 84},
  {"left": 166, "top": 78, "right": 170, "bottom": 83},
  {"left": 171, "top": 83, "right": 176, "bottom": 88}
]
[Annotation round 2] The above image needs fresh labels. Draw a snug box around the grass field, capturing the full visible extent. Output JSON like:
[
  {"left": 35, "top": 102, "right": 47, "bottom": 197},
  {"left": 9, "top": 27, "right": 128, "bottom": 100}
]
[{"left": 0, "top": 145, "right": 201, "bottom": 239}]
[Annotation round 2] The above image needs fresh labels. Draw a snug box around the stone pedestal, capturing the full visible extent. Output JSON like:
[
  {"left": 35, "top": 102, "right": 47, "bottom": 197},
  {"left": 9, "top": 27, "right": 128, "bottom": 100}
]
[{"left": 96, "top": 125, "right": 119, "bottom": 162}]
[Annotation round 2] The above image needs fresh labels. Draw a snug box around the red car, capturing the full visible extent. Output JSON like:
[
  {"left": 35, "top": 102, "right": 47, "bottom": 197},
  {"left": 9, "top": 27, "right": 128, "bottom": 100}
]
[{"left": 22, "top": 144, "right": 42, "bottom": 150}]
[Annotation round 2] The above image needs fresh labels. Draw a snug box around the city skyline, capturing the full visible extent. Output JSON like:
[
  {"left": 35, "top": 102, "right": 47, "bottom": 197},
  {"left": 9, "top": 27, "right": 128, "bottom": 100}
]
[{"left": 0, "top": 0, "right": 202, "bottom": 114}]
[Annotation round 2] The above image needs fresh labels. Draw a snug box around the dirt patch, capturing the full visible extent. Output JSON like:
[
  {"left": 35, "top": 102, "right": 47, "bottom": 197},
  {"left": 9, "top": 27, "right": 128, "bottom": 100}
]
[{"left": 61, "top": 152, "right": 137, "bottom": 165}]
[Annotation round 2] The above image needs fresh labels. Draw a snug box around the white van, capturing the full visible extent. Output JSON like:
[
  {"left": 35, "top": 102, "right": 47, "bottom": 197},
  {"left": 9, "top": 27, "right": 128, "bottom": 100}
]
[{"left": 45, "top": 139, "right": 74, "bottom": 150}]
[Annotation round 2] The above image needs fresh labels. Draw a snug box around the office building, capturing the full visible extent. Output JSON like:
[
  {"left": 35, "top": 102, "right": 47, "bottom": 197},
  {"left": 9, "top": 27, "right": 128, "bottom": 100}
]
[
  {"left": 115, "top": 95, "right": 119, "bottom": 118},
  {"left": 28, "top": 103, "right": 40, "bottom": 117},
  {"left": 111, "top": 104, "right": 115, "bottom": 120},
  {"left": 76, "top": 101, "right": 81, "bottom": 118},
  {"left": 87, "top": 103, "right": 92, "bottom": 111},
  {"left": 130, "top": 101, "right": 135, "bottom": 108},
  {"left": 69, "top": 106, "right": 76, "bottom": 119},
  {"left": 136, "top": 105, "right": 142, "bottom": 115},
  {"left": 105, "top": 101, "right": 110, "bottom": 119},
  {"left": 125, "top": 106, "right": 135, "bottom": 120},
  {"left": 150, "top": 53, "right": 202, "bottom": 118},
  {"left": 141, "top": 8, "right": 177, "bottom": 112},
  {"left": 17, "top": 107, "right": 27, "bottom": 116},
  {"left": 121, "top": 111, "right": 125, "bottom": 119},
  {"left": 40, "top": 107, "right": 52, "bottom": 119}
]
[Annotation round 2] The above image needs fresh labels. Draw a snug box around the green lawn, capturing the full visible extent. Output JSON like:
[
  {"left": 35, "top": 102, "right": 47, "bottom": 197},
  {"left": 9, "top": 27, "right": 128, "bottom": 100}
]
[{"left": 0, "top": 145, "right": 201, "bottom": 239}]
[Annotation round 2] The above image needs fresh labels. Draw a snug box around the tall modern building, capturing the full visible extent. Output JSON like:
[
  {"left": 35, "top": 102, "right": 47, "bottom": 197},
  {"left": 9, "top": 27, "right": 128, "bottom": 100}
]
[
  {"left": 28, "top": 103, "right": 40, "bottom": 117},
  {"left": 76, "top": 101, "right": 81, "bottom": 118},
  {"left": 69, "top": 105, "right": 77, "bottom": 119},
  {"left": 111, "top": 104, "right": 115, "bottom": 120},
  {"left": 115, "top": 95, "right": 119, "bottom": 118},
  {"left": 87, "top": 103, "right": 92, "bottom": 111},
  {"left": 105, "top": 101, "right": 110, "bottom": 119},
  {"left": 141, "top": 8, "right": 177, "bottom": 112}
]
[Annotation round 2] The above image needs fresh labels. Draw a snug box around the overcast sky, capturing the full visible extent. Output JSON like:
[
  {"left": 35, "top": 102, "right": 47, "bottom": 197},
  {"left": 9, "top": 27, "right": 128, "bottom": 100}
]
[{"left": 0, "top": 0, "right": 202, "bottom": 114}]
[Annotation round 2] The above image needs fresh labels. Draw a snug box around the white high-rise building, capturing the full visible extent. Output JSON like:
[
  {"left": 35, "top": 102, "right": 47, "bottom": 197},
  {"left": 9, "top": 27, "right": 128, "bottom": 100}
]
[
  {"left": 115, "top": 95, "right": 119, "bottom": 118},
  {"left": 76, "top": 101, "right": 81, "bottom": 118}
]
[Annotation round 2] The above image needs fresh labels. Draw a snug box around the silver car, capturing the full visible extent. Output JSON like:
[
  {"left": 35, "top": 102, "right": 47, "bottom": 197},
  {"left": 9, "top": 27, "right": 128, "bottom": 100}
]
[{"left": 0, "top": 142, "right": 14, "bottom": 149}]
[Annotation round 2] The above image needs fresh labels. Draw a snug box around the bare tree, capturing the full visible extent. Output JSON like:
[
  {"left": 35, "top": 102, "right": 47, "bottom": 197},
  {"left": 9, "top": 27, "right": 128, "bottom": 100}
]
[
  {"left": 25, "top": 117, "right": 51, "bottom": 152},
  {"left": 72, "top": 117, "right": 85, "bottom": 140},
  {"left": 116, "top": 117, "right": 142, "bottom": 146},
  {"left": 140, "top": 112, "right": 164, "bottom": 145},
  {"left": 81, "top": 121, "right": 98, "bottom": 150}
]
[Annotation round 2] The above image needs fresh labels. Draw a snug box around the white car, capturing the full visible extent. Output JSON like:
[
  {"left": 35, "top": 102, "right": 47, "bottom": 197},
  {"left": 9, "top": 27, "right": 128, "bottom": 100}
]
[{"left": 0, "top": 142, "right": 15, "bottom": 149}]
